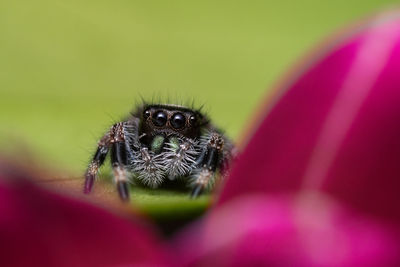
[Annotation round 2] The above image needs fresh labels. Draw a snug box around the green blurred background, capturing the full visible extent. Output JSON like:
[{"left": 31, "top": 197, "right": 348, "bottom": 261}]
[{"left": 0, "top": 0, "right": 397, "bottom": 173}]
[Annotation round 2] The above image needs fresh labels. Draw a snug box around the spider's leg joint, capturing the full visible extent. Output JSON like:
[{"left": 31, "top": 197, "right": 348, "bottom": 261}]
[
  {"left": 111, "top": 140, "right": 130, "bottom": 201},
  {"left": 191, "top": 132, "right": 224, "bottom": 198},
  {"left": 84, "top": 139, "right": 110, "bottom": 194}
]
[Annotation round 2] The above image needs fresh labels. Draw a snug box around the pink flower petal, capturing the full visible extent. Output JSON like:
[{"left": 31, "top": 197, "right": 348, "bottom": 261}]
[
  {"left": 174, "top": 195, "right": 400, "bottom": 266},
  {"left": 0, "top": 170, "right": 170, "bottom": 266},
  {"left": 219, "top": 13, "right": 400, "bottom": 225}
]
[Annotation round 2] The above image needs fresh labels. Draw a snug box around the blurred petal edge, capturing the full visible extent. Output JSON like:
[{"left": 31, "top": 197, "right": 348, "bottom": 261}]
[
  {"left": 0, "top": 161, "right": 170, "bottom": 267},
  {"left": 174, "top": 195, "right": 400, "bottom": 266},
  {"left": 219, "top": 11, "right": 400, "bottom": 226}
]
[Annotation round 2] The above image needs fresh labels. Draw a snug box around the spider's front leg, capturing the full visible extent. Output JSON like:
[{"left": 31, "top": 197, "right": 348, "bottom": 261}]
[
  {"left": 191, "top": 132, "right": 225, "bottom": 198},
  {"left": 110, "top": 135, "right": 130, "bottom": 201},
  {"left": 84, "top": 133, "right": 111, "bottom": 194},
  {"left": 84, "top": 121, "right": 137, "bottom": 201}
]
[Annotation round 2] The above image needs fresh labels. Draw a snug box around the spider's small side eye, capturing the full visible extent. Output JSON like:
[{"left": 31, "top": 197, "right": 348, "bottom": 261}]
[
  {"left": 171, "top": 113, "right": 186, "bottom": 129},
  {"left": 189, "top": 115, "right": 197, "bottom": 125},
  {"left": 143, "top": 109, "right": 151, "bottom": 118},
  {"left": 152, "top": 111, "right": 167, "bottom": 126}
]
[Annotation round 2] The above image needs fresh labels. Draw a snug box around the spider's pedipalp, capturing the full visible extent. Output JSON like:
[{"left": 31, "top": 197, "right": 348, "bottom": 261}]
[
  {"left": 132, "top": 147, "right": 165, "bottom": 188},
  {"left": 164, "top": 138, "right": 199, "bottom": 179}
]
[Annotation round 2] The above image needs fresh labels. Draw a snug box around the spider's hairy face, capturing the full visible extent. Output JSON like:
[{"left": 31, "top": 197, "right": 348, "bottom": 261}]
[{"left": 139, "top": 104, "right": 207, "bottom": 140}]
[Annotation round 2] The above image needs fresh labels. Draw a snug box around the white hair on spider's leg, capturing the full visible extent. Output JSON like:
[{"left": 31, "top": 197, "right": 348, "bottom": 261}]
[
  {"left": 123, "top": 122, "right": 140, "bottom": 148},
  {"left": 189, "top": 167, "right": 216, "bottom": 191},
  {"left": 122, "top": 122, "right": 142, "bottom": 163},
  {"left": 199, "top": 130, "right": 213, "bottom": 146}
]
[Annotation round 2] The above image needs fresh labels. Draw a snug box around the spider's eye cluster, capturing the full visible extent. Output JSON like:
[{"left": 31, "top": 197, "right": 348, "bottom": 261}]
[
  {"left": 152, "top": 111, "right": 168, "bottom": 126},
  {"left": 147, "top": 109, "right": 195, "bottom": 129},
  {"left": 171, "top": 113, "right": 185, "bottom": 129}
]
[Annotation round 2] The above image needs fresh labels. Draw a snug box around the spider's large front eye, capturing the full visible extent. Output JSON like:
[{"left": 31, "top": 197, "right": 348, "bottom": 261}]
[
  {"left": 171, "top": 112, "right": 186, "bottom": 129},
  {"left": 152, "top": 111, "right": 167, "bottom": 126}
]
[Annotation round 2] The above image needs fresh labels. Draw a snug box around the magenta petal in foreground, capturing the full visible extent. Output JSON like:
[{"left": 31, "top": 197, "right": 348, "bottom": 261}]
[
  {"left": 174, "top": 195, "right": 399, "bottom": 266},
  {"left": 0, "top": 173, "right": 170, "bottom": 266},
  {"left": 219, "top": 13, "right": 400, "bottom": 225}
]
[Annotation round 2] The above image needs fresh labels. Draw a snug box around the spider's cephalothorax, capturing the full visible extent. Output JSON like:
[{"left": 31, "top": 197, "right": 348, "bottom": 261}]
[{"left": 84, "top": 103, "right": 235, "bottom": 201}]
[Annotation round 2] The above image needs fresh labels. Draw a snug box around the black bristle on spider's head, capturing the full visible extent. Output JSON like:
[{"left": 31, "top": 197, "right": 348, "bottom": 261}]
[{"left": 132, "top": 95, "right": 209, "bottom": 118}]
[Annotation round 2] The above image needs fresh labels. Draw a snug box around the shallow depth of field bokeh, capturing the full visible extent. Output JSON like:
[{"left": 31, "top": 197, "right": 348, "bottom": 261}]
[{"left": 0, "top": 0, "right": 397, "bottom": 173}]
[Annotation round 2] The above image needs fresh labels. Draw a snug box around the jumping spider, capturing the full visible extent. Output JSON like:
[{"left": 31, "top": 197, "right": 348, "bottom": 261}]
[{"left": 84, "top": 103, "right": 235, "bottom": 201}]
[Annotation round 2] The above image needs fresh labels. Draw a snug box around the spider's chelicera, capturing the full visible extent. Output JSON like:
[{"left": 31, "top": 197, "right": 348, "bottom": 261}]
[{"left": 84, "top": 103, "right": 235, "bottom": 201}]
